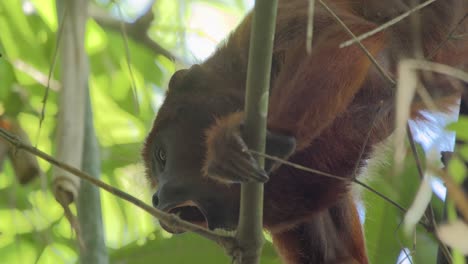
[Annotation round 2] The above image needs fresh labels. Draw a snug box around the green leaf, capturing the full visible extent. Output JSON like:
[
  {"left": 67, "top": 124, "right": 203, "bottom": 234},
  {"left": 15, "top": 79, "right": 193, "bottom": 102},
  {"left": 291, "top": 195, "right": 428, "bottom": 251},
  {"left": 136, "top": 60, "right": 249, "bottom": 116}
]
[
  {"left": 86, "top": 19, "right": 108, "bottom": 55},
  {"left": 110, "top": 232, "right": 281, "bottom": 264},
  {"left": 36, "top": 243, "right": 77, "bottom": 264},
  {"left": 459, "top": 144, "right": 468, "bottom": 161},
  {"left": 0, "top": 240, "right": 38, "bottom": 264},
  {"left": 447, "top": 116, "right": 468, "bottom": 142},
  {"left": 30, "top": 0, "right": 57, "bottom": 30},
  {"left": 3, "top": 90, "right": 24, "bottom": 116},
  {"left": 90, "top": 83, "right": 146, "bottom": 146},
  {"left": 0, "top": 0, "right": 48, "bottom": 70},
  {"left": 363, "top": 144, "right": 438, "bottom": 264},
  {"left": 0, "top": 59, "right": 16, "bottom": 100},
  {"left": 448, "top": 157, "right": 467, "bottom": 184}
]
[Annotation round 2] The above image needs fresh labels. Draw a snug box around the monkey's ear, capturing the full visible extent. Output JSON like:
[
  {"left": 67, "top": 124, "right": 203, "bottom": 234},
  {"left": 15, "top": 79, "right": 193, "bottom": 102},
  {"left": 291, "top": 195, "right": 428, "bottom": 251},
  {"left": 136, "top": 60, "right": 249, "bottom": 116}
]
[
  {"left": 168, "top": 65, "right": 205, "bottom": 92},
  {"left": 265, "top": 131, "right": 296, "bottom": 173}
]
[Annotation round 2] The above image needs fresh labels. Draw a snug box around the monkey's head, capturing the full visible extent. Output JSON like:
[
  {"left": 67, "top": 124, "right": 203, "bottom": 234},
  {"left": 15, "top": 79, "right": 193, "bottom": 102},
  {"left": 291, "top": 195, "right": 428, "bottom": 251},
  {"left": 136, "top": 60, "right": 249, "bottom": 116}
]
[
  {"left": 142, "top": 64, "right": 244, "bottom": 233},
  {"left": 142, "top": 64, "right": 295, "bottom": 233}
]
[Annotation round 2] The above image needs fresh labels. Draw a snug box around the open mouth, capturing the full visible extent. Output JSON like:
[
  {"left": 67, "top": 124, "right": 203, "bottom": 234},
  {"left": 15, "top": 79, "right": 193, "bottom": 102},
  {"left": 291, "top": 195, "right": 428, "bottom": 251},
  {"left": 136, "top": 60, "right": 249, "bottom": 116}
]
[{"left": 161, "top": 201, "right": 208, "bottom": 234}]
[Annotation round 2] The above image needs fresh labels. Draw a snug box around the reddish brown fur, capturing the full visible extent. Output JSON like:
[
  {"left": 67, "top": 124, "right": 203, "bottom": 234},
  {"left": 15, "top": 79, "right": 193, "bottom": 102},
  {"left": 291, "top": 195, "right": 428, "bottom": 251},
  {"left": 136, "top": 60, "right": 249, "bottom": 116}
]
[
  {"left": 203, "top": 112, "right": 244, "bottom": 176},
  {"left": 143, "top": 0, "right": 467, "bottom": 263},
  {"left": 203, "top": 112, "right": 247, "bottom": 183}
]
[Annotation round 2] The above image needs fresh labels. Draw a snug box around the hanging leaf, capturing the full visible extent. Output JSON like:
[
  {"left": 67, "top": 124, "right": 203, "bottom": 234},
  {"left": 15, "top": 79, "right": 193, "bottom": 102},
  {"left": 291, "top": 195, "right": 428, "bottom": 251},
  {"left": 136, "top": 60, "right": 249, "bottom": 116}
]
[
  {"left": 403, "top": 175, "right": 433, "bottom": 235},
  {"left": 437, "top": 220, "right": 468, "bottom": 255}
]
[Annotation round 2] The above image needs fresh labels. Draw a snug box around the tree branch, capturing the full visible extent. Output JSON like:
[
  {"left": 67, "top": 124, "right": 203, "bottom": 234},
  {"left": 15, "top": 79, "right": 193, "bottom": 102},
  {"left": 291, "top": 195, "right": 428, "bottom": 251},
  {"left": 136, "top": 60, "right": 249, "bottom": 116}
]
[
  {"left": 317, "top": 0, "right": 395, "bottom": 86},
  {"left": 339, "top": 0, "right": 437, "bottom": 48},
  {"left": 0, "top": 128, "right": 236, "bottom": 250},
  {"left": 237, "top": 1, "right": 278, "bottom": 263},
  {"left": 89, "top": 4, "right": 179, "bottom": 62}
]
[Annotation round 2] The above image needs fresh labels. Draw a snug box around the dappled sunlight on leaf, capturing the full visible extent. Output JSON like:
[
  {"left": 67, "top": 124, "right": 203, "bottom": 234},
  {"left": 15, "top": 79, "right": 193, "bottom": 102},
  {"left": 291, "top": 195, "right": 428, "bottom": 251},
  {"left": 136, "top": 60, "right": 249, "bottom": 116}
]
[
  {"left": 100, "top": 171, "right": 156, "bottom": 249},
  {"left": 86, "top": 19, "right": 108, "bottom": 55},
  {"left": 90, "top": 85, "right": 146, "bottom": 146},
  {"left": 36, "top": 243, "right": 77, "bottom": 264},
  {"left": 448, "top": 116, "right": 468, "bottom": 142},
  {"left": 30, "top": 0, "right": 58, "bottom": 30},
  {"left": 0, "top": 240, "right": 38, "bottom": 264}
]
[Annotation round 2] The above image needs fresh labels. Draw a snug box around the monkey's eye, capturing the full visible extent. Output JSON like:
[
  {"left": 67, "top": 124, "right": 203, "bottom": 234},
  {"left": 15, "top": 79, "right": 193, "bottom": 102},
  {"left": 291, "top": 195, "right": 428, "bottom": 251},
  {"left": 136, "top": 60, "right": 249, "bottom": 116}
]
[{"left": 156, "top": 149, "right": 167, "bottom": 167}]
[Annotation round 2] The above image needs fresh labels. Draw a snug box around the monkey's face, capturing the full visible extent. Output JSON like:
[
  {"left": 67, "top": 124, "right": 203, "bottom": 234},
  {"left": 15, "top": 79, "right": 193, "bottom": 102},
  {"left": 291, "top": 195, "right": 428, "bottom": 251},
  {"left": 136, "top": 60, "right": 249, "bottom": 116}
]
[
  {"left": 142, "top": 64, "right": 245, "bottom": 233},
  {"left": 143, "top": 115, "right": 241, "bottom": 233}
]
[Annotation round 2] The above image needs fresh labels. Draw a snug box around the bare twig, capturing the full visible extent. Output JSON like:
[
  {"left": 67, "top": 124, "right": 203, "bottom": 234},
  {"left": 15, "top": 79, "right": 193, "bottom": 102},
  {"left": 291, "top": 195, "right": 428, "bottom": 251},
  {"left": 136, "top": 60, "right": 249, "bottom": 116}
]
[
  {"left": 114, "top": 2, "right": 140, "bottom": 114},
  {"left": 306, "top": 0, "right": 316, "bottom": 54},
  {"left": 431, "top": 166, "right": 468, "bottom": 222},
  {"left": 406, "top": 125, "right": 425, "bottom": 180},
  {"left": 406, "top": 125, "right": 452, "bottom": 261},
  {"left": 340, "top": 0, "right": 438, "bottom": 48},
  {"left": 351, "top": 101, "right": 387, "bottom": 180},
  {"left": 90, "top": 5, "right": 177, "bottom": 61},
  {"left": 428, "top": 13, "right": 468, "bottom": 60},
  {"left": 248, "top": 150, "right": 437, "bottom": 231},
  {"left": 452, "top": 33, "right": 468, "bottom": 40},
  {"left": 10, "top": 60, "right": 61, "bottom": 91},
  {"left": 37, "top": 4, "right": 68, "bottom": 146},
  {"left": 317, "top": 0, "right": 396, "bottom": 86},
  {"left": 0, "top": 128, "right": 235, "bottom": 248},
  {"left": 251, "top": 152, "right": 401, "bottom": 213},
  {"left": 403, "top": 60, "right": 468, "bottom": 83}
]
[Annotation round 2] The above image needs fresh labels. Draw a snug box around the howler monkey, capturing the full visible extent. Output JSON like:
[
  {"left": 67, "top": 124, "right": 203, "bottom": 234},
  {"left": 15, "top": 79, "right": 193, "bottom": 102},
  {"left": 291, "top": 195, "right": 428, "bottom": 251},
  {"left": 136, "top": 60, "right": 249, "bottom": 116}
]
[{"left": 142, "top": 0, "right": 467, "bottom": 263}]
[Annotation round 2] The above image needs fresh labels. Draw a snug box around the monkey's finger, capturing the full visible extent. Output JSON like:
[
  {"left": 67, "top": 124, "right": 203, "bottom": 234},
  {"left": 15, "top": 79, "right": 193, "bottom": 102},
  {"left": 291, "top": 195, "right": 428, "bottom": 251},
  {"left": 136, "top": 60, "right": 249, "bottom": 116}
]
[
  {"left": 205, "top": 148, "right": 269, "bottom": 183},
  {"left": 235, "top": 163, "right": 269, "bottom": 182},
  {"left": 205, "top": 164, "right": 239, "bottom": 184},
  {"left": 209, "top": 155, "right": 268, "bottom": 183},
  {"left": 228, "top": 150, "right": 269, "bottom": 182},
  {"left": 206, "top": 160, "right": 253, "bottom": 184},
  {"left": 210, "top": 158, "right": 268, "bottom": 183}
]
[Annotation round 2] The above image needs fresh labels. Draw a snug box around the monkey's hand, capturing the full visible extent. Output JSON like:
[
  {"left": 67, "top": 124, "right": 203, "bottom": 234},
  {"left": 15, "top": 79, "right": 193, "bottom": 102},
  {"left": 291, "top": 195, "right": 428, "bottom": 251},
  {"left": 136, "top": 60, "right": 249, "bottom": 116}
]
[
  {"left": 203, "top": 112, "right": 296, "bottom": 184},
  {"left": 203, "top": 112, "right": 267, "bottom": 184}
]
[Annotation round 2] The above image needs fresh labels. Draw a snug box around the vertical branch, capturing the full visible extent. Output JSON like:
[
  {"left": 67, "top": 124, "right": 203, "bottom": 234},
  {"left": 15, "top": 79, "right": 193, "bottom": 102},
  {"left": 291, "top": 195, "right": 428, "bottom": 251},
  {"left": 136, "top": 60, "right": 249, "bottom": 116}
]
[
  {"left": 53, "top": 0, "right": 87, "bottom": 206},
  {"left": 55, "top": 0, "right": 108, "bottom": 261},
  {"left": 77, "top": 86, "right": 109, "bottom": 264},
  {"left": 236, "top": 0, "right": 278, "bottom": 263}
]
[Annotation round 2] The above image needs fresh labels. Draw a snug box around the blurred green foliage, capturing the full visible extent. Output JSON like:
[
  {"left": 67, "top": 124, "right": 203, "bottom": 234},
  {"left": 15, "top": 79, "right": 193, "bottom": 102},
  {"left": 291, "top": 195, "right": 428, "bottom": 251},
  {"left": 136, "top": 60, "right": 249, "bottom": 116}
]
[{"left": 0, "top": 0, "right": 464, "bottom": 263}]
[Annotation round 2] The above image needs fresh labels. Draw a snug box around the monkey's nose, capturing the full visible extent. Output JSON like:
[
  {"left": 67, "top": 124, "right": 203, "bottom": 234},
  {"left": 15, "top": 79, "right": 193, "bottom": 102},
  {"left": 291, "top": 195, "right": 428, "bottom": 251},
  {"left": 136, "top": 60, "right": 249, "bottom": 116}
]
[{"left": 152, "top": 193, "right": 160, "bottom": 207}]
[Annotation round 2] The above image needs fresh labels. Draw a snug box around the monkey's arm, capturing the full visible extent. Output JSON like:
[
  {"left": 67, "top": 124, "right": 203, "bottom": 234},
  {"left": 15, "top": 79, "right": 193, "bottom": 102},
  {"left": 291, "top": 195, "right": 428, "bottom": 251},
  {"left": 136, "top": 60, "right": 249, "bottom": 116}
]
[
  {"left": 267, "top": 22, "right": 386, "bottom": 151},
  {"left": 203, "top": 17, "right": 385, "bottom": 183}
]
